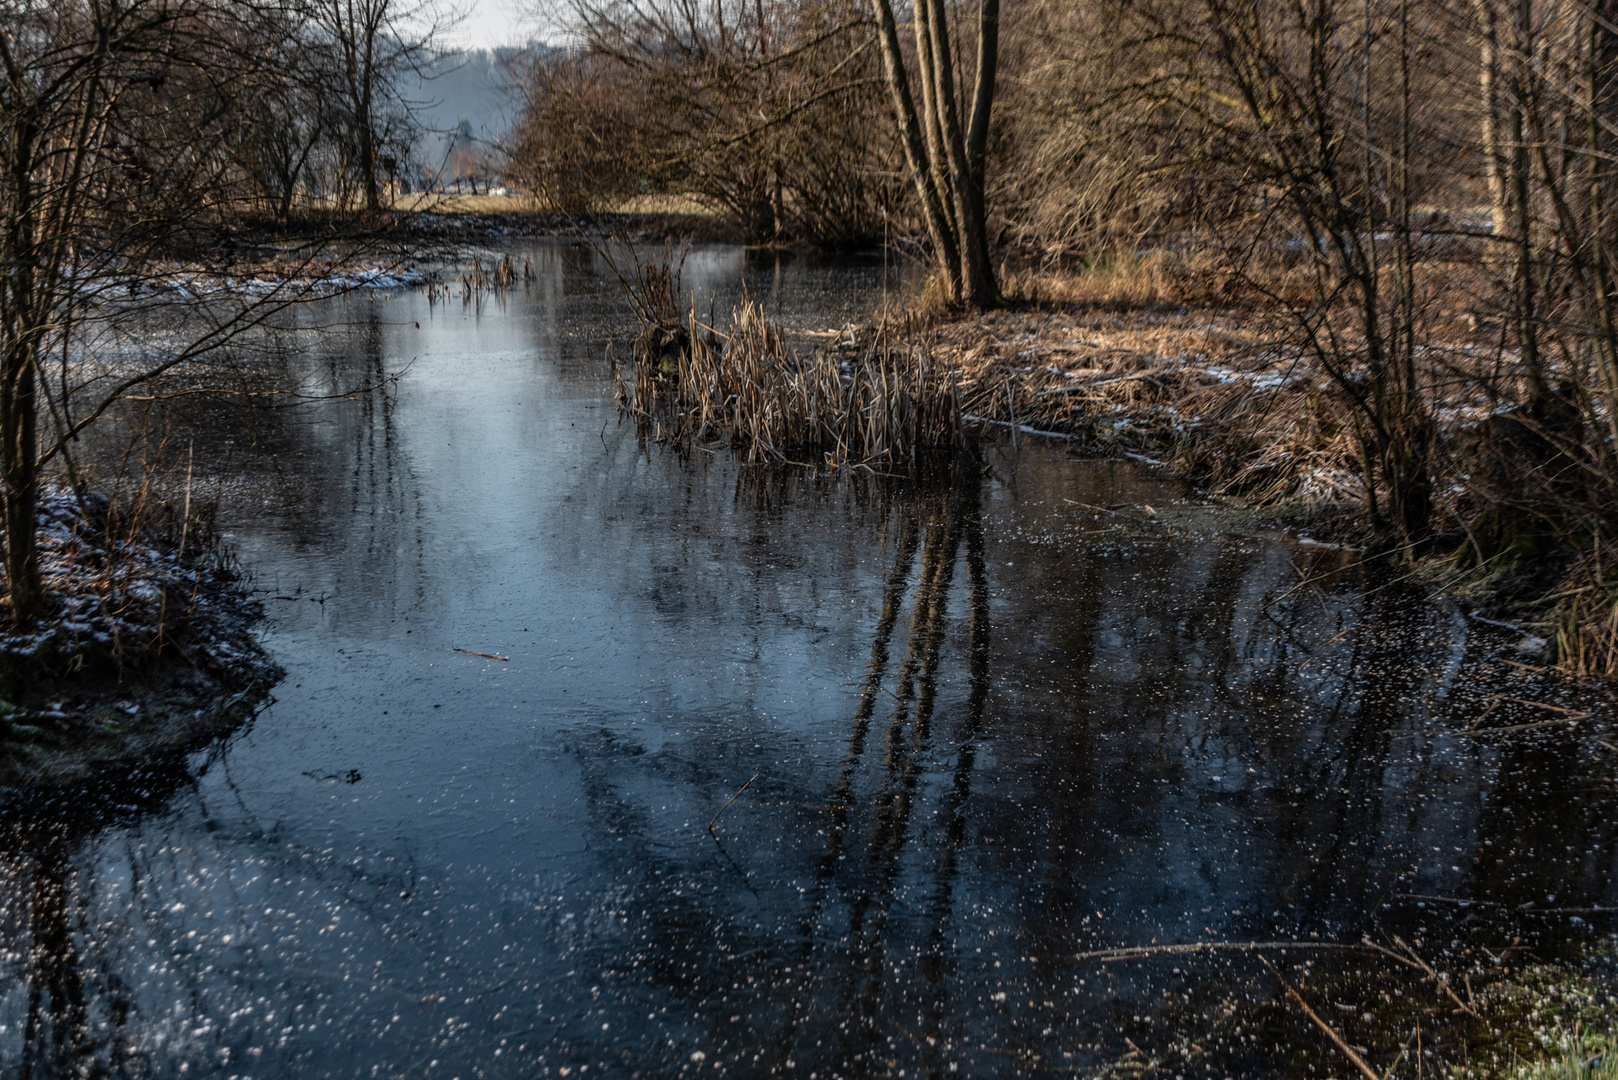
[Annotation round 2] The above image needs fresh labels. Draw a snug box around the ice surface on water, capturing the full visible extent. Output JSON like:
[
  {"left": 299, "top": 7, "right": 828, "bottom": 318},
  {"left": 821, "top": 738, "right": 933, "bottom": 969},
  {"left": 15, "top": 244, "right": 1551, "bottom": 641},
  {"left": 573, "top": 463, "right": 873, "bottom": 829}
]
[{"left": 1, "top": 241, "right": 1613, "bottom": 1079}]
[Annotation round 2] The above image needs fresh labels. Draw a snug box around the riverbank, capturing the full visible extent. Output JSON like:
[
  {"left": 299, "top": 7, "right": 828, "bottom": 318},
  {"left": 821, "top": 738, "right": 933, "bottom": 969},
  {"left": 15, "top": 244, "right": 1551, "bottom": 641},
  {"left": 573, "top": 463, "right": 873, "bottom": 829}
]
[
  {"left": 217, "top": 201, "right": 743, "bottom": 254},
  {"left": 921, "top": 300, "right": 1410, "bottom": 509},
  {"left": 0, "top": 486, "right": 280, "bottom": 796},
  {"left": 162, "top": 205, "right": 748, "bottom": 303},
  {"left": 893, "top": 288, "right": 1611, "bottom": 666}
]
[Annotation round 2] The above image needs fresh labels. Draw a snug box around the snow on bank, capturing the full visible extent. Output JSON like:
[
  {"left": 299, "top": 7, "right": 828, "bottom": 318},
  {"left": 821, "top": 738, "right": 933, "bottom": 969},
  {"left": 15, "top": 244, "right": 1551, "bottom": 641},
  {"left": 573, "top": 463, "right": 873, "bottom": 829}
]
[
  {"left": 0, "top": 485, "right": 279, "bottom": 793},
  {"left": 0, "top": 487, "right": 258, "bottom": 670}
]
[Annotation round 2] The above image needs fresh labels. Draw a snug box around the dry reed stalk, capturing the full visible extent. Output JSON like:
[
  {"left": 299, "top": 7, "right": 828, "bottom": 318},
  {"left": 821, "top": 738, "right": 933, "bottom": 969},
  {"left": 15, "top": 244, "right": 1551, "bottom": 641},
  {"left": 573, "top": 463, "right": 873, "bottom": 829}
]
[
  {"left": 619, "top": 300, "right": 965, "bottom": 468},
  {"left": 1553, "top": 569, "right": 1618, "bottom": 678},
  {"left": 1259, "top": 956, "right": 1384, "bottom": 1080},
  {"left": 420, "top": 256, "right": 527, "bottom": 307},
  {"left": 460, "top": 256, "right": 523, "bottom": 297}
]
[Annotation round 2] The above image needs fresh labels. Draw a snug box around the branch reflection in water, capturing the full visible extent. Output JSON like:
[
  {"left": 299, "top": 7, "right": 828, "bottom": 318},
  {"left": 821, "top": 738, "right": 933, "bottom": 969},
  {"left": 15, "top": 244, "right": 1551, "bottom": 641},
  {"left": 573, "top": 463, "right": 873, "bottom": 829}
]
[{"left": 752, "top": 463, "right": 993, "bottom": 1074}]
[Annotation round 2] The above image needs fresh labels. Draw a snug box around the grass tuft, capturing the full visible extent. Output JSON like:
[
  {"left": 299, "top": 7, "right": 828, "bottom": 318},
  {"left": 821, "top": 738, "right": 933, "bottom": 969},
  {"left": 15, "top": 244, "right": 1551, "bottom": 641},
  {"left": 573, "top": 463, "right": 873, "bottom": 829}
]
[{"left": 617, "top": 299, "right": 966, "bottom": 468}]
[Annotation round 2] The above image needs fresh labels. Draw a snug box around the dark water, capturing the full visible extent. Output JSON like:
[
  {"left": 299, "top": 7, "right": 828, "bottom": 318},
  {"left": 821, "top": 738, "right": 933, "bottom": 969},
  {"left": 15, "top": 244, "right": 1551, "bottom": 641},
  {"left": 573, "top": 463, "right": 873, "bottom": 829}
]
[{"left": 2, "top": 242, "right": 1614, "bottom": 1079}]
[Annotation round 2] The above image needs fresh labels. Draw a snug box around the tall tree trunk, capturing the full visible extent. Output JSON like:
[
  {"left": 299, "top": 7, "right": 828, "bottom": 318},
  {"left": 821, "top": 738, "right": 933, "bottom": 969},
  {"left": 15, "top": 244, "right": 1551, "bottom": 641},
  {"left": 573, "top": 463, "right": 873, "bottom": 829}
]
[
  {"left": 965, "top": 0, "right": 998, "bottom": 241},
  {"left": 1476, "top": 0, "right": 1510, "bottom": 238},
  {"left": 868, "top": 0, "right": 998, "bottom": 308},
  {"left": 1, "top": 348, "right": 42, "bottom": 623},
  {"left": 1506, "top": 0, "right": 1548, "bottom": 410},
  {"left": 358, "top": 84, "right": 381, "bottom": 211},
  {"left": 869, "top": 0, "right": 961, "bottom": 296},
  {"left": 2, "top": 123, "right": 45, "bottom": 622},
  {"left": 923, "top": 0, "right": 994, "bottom": 307}
]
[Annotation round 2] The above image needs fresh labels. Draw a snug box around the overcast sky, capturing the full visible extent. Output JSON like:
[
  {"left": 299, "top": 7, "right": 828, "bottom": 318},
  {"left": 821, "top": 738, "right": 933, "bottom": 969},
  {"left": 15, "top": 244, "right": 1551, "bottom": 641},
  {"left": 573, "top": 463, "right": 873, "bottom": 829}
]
[{"left": 442, "top": 0, "right": 538, "bottom": 50}]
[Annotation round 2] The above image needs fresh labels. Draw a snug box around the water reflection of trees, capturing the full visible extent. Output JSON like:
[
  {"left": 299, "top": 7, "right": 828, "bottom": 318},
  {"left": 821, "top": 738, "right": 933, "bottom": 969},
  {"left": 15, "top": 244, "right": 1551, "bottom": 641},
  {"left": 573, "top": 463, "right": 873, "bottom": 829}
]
[
  {"left": 564, "top": 453, "right": 1615, "bottom": 1076},
  {"left": 4, "top": 296, "right": 427, "bottom": 1076},
  {"left": 2, "top": 756, "right": 203, "bottom": 1078},
  {"left": 7, "top": 377, "right": 1614, "bottom": 1079},
  {"left": 790, "top": 468, "right": 991, "bottom": 1072},
  {"left": 72, "top": 298, "right": 431, "bottom": 631},
  {"left": 12, "top": 841, "right": 101, "bottom": 1077}
]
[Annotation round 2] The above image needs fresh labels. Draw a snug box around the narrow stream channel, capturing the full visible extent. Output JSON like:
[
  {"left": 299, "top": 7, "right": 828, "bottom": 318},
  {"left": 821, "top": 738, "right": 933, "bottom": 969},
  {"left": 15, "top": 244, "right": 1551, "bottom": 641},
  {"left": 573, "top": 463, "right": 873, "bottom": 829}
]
[{"left": 2, "top": 242, "right": 1614, "bottom": 1078}]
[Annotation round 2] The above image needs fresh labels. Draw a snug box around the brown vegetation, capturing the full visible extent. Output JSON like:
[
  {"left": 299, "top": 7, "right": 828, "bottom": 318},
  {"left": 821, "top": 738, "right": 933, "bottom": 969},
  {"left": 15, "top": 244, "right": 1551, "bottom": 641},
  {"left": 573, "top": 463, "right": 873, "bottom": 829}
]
[
  {"left": 606, "top": 241, "right": 965, "bottom": 468},
  {"left": 616, "top": 298, "right": 965, "bottom": 467},
  {"left": 508, "top": 0, "right": 901, "bottom": 247}
]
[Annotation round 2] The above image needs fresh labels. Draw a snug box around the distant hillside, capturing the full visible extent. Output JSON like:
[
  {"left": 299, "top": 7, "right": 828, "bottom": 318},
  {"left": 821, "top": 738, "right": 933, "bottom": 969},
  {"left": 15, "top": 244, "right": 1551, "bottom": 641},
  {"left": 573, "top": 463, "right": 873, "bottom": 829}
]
[
  {"left": 412, "top": 47, "right": 527, "bottom": 140},
  {"left": 410, "top": 46, "right": 549, "bottom": 188}
]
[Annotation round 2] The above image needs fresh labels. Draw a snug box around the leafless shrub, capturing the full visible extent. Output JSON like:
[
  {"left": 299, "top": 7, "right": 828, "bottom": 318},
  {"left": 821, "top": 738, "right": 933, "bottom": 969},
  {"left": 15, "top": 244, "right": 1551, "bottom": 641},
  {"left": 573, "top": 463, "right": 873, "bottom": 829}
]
[
  {"left": 507, "top": 50, "right": 657, "bottom": 216},
  {"left": 513, "top": 0, "right": 899, "bottom": 244},
  {"left": 991, "top": 1, "right": 1222, "bottom": 262}
]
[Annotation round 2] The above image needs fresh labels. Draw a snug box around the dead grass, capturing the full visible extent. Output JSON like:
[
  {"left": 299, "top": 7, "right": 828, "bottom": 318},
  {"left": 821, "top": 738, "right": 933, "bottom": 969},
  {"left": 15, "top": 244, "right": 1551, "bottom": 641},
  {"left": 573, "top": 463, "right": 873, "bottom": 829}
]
[
  {"left": 390, "top": 192, "right": 539, "bottom": 216},
  {"left": 0, "top": 482, "right": 267, "bottom": 681},
  {"left": 609, "top": 193, "right": 724, "bottom": 217},
  {"left": 1552, "top": 556, "right": 1618, "bottom": 678},
  {"left": 616, "top": 299, "right": 966, "bottom": 468},
  {"left": 924, "top": 304, "right": 1374, "bottom": 506},
  {"left": 999, "top": 248, "right": 1241, "bottom": 310}
]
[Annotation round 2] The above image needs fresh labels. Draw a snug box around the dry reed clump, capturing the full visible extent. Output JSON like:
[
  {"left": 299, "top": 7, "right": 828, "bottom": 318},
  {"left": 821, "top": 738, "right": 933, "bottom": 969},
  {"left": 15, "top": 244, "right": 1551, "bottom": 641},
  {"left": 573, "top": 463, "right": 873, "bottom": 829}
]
[
  {"left": 624, "top": 247, "right": 691, "bottom": 373},
  {"left": 615, "top": 299, "right": 966, "bottom": 468},
  {"left": 1548, "top": 545, "right": 1618, "bottom": 678},
  {"left": 423, "top": 255, "right": 534, "bottom": 304}
]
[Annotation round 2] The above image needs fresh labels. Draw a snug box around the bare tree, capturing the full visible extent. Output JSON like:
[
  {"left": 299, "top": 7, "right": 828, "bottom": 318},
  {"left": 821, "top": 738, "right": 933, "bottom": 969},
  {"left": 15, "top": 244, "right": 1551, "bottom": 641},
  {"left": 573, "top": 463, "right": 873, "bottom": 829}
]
[
  {"left": 228, "top": 13, "right": 334, "bottom": 222},
  {"left": 516, "top": 0, "right": 897, "bottom": 244},
  {"left": 304, "top": 0, "right": 441, "bottom": 211},
  {"left": 868, "top": 0, "right": 999, "bottom": 306},
  {"left": 0, "top": 0, "right": 372, "bottom": 621},
  {"left": 1124, "top": 0, "right": 1459, "bottom": 543},
  {"left": 0, "top": 0, "right": 212, "bottom": 619}
]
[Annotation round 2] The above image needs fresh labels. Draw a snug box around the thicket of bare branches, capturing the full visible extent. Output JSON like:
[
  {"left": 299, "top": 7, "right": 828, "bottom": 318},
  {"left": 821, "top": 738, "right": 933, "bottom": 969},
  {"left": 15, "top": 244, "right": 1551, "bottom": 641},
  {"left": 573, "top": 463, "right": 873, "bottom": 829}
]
[
  {"left": 541, "top": 0, "right": 1618, "bottom": 669},
  {"left": 509, "top": 0, "right": 902, "bottom": 245},
  {"left": 0, "top": 0, "right": 442, "bottom": 624},
  {"left": 988, "top": 0, "right": 1618, "bottom": 669}
]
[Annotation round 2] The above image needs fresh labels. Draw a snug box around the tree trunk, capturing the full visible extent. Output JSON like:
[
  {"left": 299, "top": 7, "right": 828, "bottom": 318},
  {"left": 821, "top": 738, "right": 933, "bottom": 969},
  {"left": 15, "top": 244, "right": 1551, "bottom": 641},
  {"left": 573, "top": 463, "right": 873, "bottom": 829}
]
[
  {"left": 1506, "top": 0, "right": 1547, "bottom": 411},
  {"left": 1476, "top": 0, "right": 1509, "bottom": 238},
  {"left": 2, "top": 122, "right": 45, "bottom": 623},
  {"left": 870, "top": 0, "right": 959, "bottom": 296},
  {"left": 868, "top": 0, "right": 998, "bottom": 308},
  {"left": 358, "top": 103, "right": 381, "bottom": 211},
  {"left": 2, "top": 341, "right": 43, "bottom": 623},
  {"left": 963, "top": 0, "right": 999, "bottom": 303}
]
